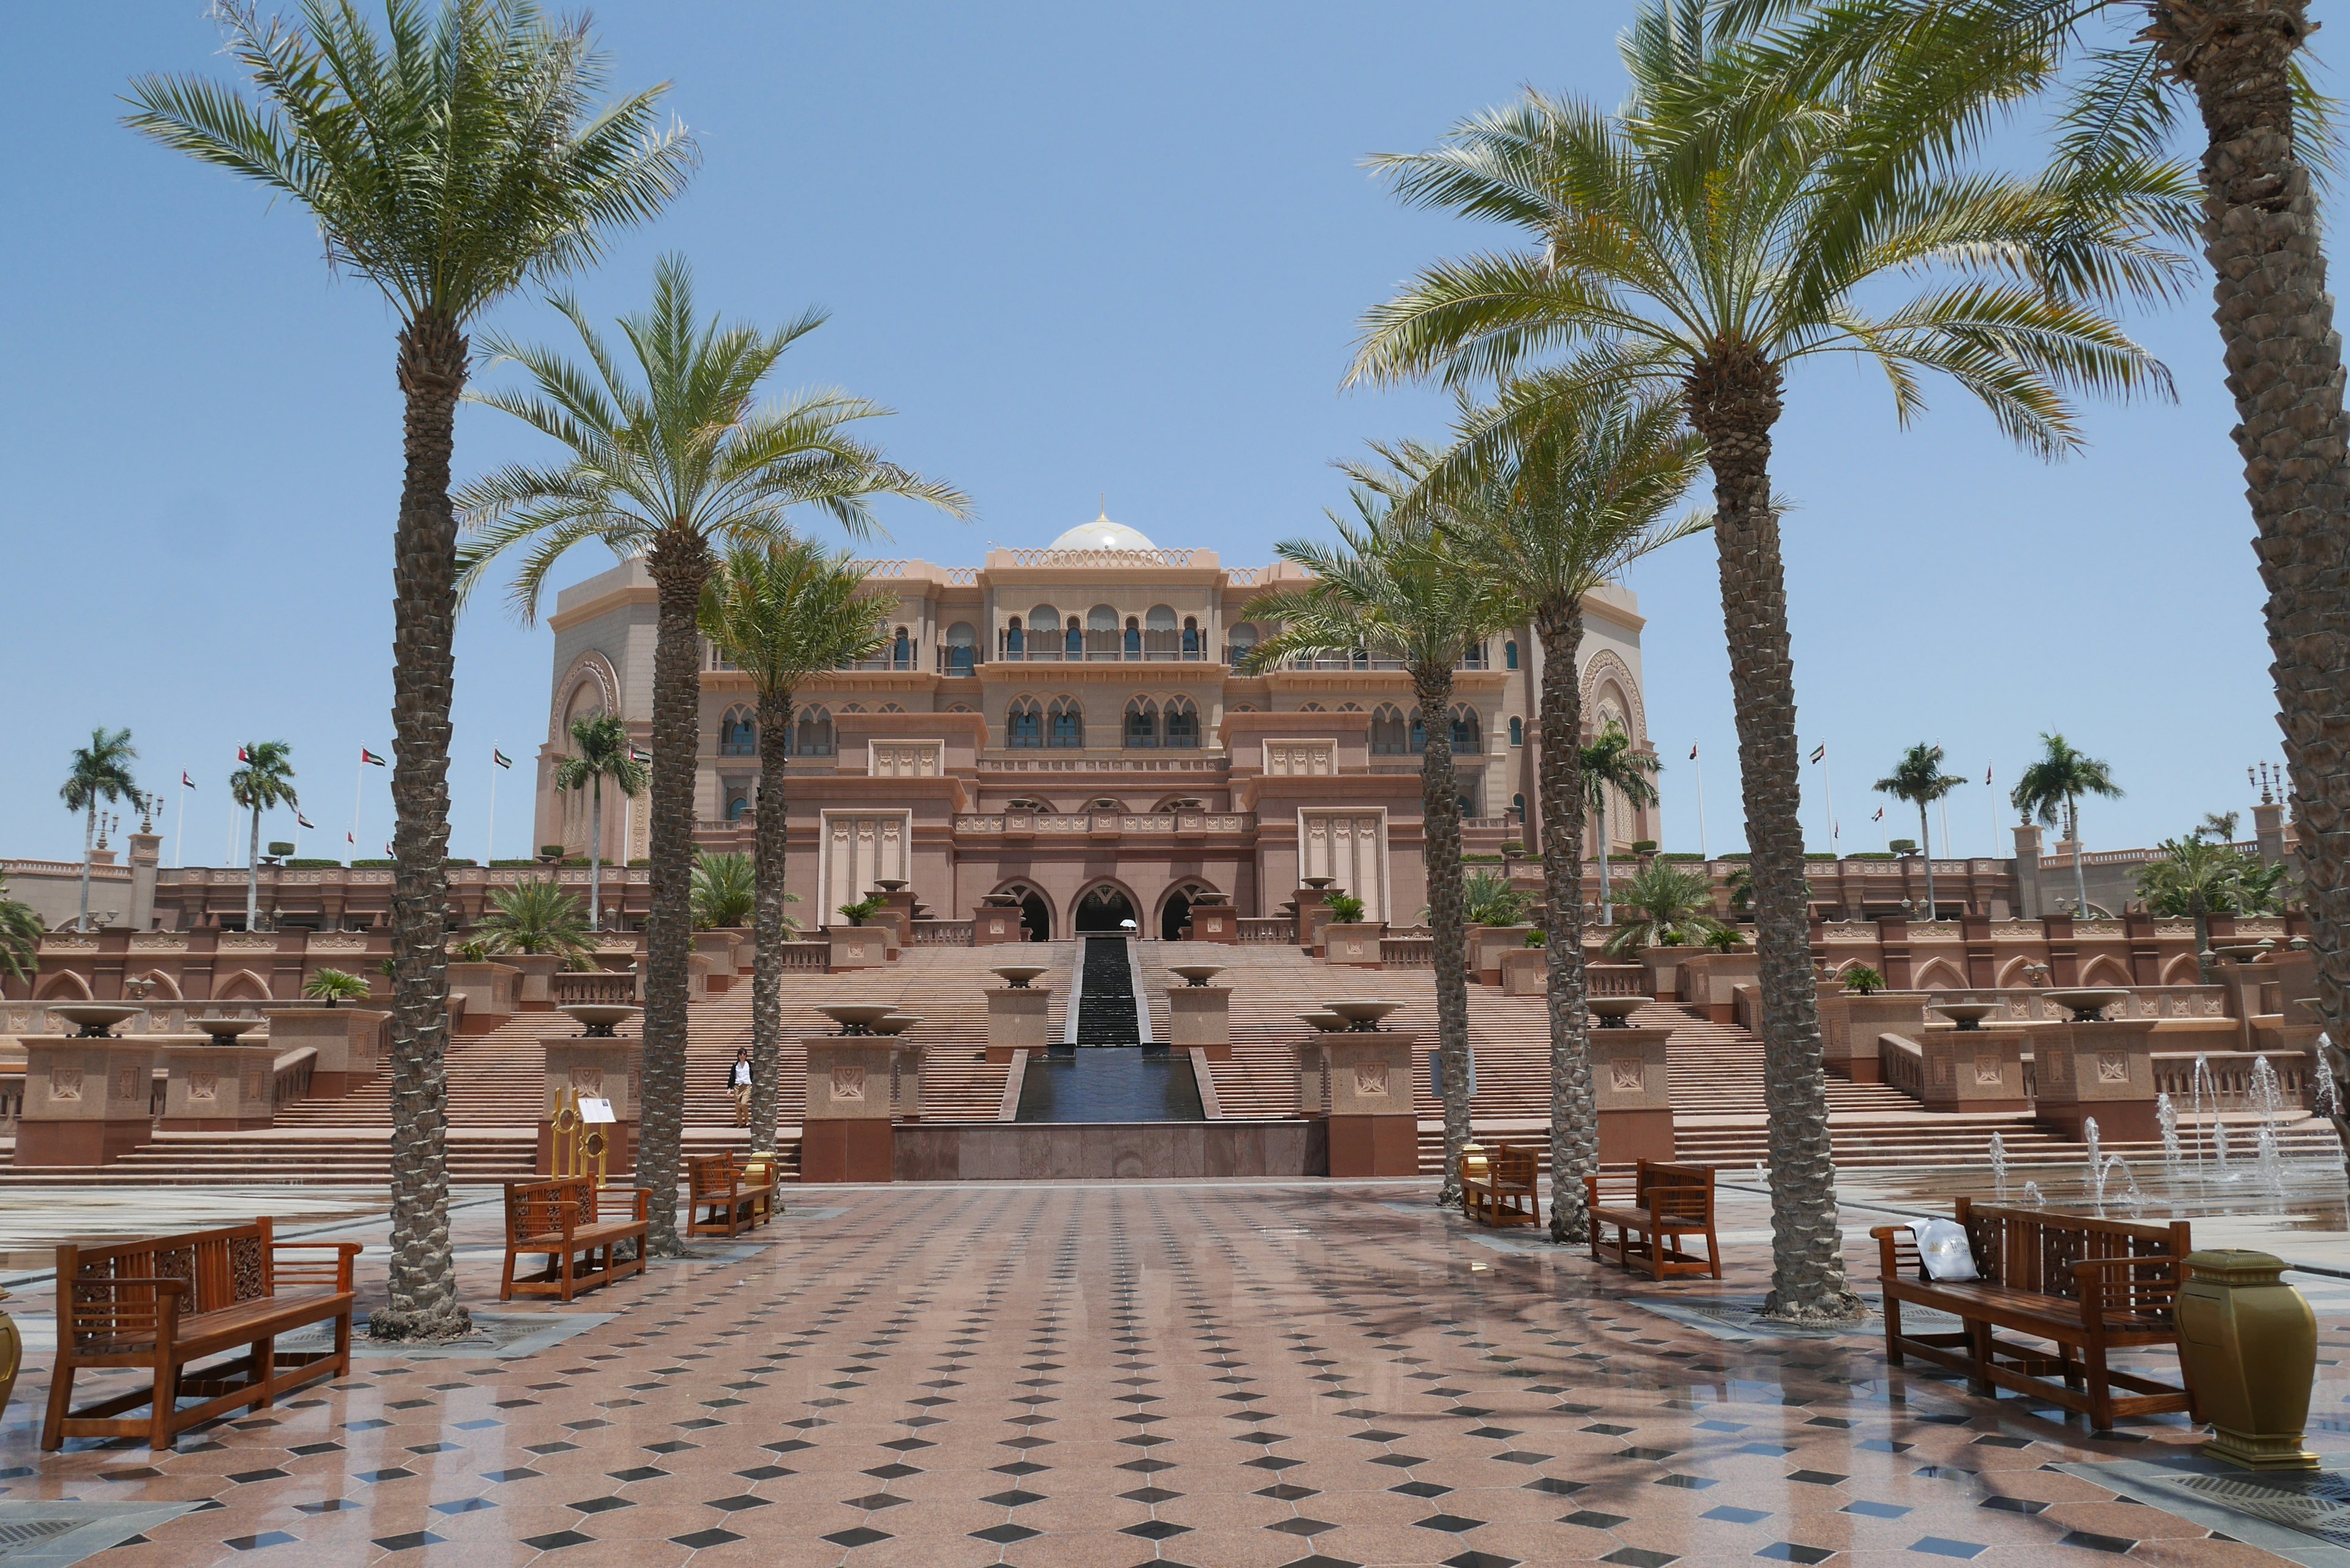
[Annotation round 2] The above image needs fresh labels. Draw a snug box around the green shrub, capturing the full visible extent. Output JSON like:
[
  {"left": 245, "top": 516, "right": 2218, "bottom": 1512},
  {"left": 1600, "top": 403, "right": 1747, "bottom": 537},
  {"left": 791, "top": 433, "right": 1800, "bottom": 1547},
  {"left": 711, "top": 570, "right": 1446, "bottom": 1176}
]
[
  {"left": 1325, "top": 892, "right": 1367, "bottom": 924},
  {"left": 286, "top": 857, "right": 344, "bottom": 868},
  {"left": 1841, "top": 964, "right": 1886, "bottom": 995}
]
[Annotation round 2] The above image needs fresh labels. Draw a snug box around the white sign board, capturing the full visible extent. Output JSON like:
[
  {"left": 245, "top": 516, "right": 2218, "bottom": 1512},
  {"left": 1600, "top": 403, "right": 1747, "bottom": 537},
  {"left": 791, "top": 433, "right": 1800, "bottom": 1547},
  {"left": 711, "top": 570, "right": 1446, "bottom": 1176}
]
[{"left": 579, "top": 1097, "right": 616, "bottom": 1124}]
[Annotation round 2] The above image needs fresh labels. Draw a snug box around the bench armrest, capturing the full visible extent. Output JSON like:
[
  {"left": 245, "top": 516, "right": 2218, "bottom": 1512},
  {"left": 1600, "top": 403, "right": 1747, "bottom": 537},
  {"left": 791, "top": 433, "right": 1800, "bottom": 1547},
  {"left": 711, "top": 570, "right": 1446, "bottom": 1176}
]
[
  {"left": 65, "top": 1277, "right": 187, "bottom": 1346},
  {"left": 1868, "top": 1224, "right": 1915, "bottom": 1281},
  {"left": 274, "top": 1241, "right": 363, "bottom": 1292},
  {"left": 2070, "top": 1254, "right": 2182, "bottom": 1324}
]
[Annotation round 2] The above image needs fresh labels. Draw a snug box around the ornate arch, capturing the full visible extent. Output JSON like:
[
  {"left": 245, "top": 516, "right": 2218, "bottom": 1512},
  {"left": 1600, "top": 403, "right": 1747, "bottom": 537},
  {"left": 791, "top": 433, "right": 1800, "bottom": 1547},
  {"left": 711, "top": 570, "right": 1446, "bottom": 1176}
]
[
  {"left": 2158, "top": 952, "right": 2203, "bottom": 986},
  {"left": 34, "top": 970, "right": 93, "bottom": 1001},
  {"left": 1912, "top": 957, "right": 1966, "bottom": 990},
  {"left": 2078, "top": 954, "right": 2132, "bottom": 987},
  {"left": 212, "top": 969, "right": 273, "bottom": 1002},
  {"left": 133, "top": 968, "right": 184, "bottom": 1001},
  {"left": 1994, "top": 955, "right": 2043, "bottom": 988},
  {"left": 550, "top": 650, "right": 622, "bottom": 744},
  {"left": 1578, "top": 649, "right": 1646, "bottom": 744}
]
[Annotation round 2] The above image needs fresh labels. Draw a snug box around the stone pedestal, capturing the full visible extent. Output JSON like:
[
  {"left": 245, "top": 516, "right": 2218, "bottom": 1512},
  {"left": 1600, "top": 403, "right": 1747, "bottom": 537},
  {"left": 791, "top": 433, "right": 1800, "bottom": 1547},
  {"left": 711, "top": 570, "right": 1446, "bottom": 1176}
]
[
  {"left": 446, "top": 961, "right": 520, "bottom": 1036},
  {"left": 1500, "top": 947, "right": 1547, "bottom": 996},
  {"left": 985, "top": 987, "right": 1053, "bottom": 1064},
  {"left": 692, "top": 933, "right": 740, "bottom": 993},
  {"left": 1185, "top": 905, "right": 1239, "bottom": 943},
  {"left": 1677, "top": 951, "right": 1760, "bottom": 1025},
  {"left": 266, "top": 1007, "right": 387, "bottom": 1098},
  {"left": 873, "top": 890, "right": 918, "bottom": 947},
  {"left": 802, "top": 1037, "right": 898, "bottom": 1183},
  {"left": 974, "top": 903, "right": 1027, "bottom": 945},
  {"left": 2032, "top": 1018, "right": 2161, "bottom": 1141},
  {"left": 687, "top": 951, "right": 714, "bottom": 1002},
  {"left": 537, "top": 1033, "right": 644, "bottom": 1176},
  {"left": 1824, "top": 991, "right": 1931, "bottom": 1083},
  {"left": 506, "top": 954, "right": 564, "bottom": 1009},
  {"left": 158, "top": 1038, "right": 278, "bottom": 1131},
  {"left": 892, "top": 1042, "right": 927, "bottom": 1121},
  {"left": 1292, "top": 887, "right": 1330, "bottom": 950},
  {"left": 1325, "top": 1031, "right": 1419, "bottom": 1178},
  {"left": 1914, "top": 1026, "right": 2029, "bottom": 1113},
  {"left": 16, "top": 1037, "right": 157, "bottom": 1167},
  {"left": 1322, "top": 923, "right": 1386, "bottom": 968},
  {"left": 1643, "top": 946, "right": 1690, "bottom": 1002},
  {"left": 1292, "top": 1040, "right": 1329, "bottom": 1116},
  {"left": 1166, "top": 987, "right": 1232, "bottom": 1059},
  {"left": 1589, "top": 1025, "right": 1676, "bottom": 1163},
  {"left": 1471, "top": 925, "right": 1536, "bottom": 986},
  {"left": 827, "top": 927, "right": 889, "bottom": 972}
]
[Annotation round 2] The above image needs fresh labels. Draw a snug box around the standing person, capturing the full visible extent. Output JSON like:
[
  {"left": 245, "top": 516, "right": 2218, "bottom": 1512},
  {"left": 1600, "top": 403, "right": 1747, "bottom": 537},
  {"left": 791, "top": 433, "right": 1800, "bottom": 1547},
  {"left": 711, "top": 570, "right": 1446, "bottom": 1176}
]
[{"left": 729, "top": 1048, "right": 752, "bottom": 1128}]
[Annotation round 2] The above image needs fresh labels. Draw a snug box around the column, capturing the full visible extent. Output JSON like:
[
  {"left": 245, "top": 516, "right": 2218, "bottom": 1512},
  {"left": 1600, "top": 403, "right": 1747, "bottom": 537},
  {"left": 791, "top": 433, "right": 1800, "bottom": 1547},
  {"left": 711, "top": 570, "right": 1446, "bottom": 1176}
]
[
  {"left": 802, "top": 1037, "right": 898, "bottom": 1182},
  {"left": 1324, "top": 1031, "right": 1418, "bottom": 1178}
]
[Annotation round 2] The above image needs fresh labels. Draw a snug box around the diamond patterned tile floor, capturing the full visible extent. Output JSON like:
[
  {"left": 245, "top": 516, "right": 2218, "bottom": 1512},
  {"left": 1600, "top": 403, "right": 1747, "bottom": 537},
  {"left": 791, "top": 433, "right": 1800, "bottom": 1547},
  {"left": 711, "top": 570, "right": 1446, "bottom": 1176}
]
[{"left": 0, "top": 1181, "right": 2329, "bottom": 1565}]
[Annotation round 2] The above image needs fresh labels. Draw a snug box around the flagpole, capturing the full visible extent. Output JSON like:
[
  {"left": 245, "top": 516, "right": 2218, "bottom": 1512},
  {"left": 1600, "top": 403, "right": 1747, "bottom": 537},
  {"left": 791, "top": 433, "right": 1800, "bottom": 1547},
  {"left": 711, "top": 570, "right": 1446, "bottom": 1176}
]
[
  {"left": 1820, "top": 745, "right": 1836, "bottom": 856},
  {"left": 172, "top": 777, "right": 187, "bottom": 870},
  {"left": 1987, "top": 764, "right": 1999, "bottom": 860},
  {"left": 1691, "top": 744, "right": 1708, "bottom": 861},
  {"left": 352, "top": 756, "right": 365, "bottom": 865},
  {"left": 487, "top": 749, "right": 498, "bottom": 868}
]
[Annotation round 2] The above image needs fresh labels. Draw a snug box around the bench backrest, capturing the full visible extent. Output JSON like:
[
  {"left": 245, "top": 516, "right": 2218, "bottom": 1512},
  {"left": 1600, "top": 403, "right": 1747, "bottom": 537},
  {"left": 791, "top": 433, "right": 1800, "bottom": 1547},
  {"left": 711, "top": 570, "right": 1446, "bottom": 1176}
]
[
  {"left": 505, "top": 1178, "right": 600, "bottom": 1243},
  {"left": 685, "top": 1154, "right": 737, "bottom": 1198},
  {"left": 59, "top": 1219, "right": 276, "bottom": 1349},
  {"left": 1954, "top": 1197, "right": 2191, "bottom": 1302},
  {"left": 1634, "top": 1160, "right": 1715, "bottom": 1224}
]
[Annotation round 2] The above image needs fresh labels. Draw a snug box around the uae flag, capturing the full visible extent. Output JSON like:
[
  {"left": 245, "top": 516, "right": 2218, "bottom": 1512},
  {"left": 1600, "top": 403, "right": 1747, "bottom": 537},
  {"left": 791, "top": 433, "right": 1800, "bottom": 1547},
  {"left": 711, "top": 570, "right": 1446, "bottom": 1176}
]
[
  {"left": 236, "top": 745, "right": 251, "bottom": 763},
  {"left": 360, "top": 749, "right": 387, "bottom": 767},
  {"left": 1688, "top": 743, "right": 1698, "bottom": 760},
  {"left": 297, "top": 812, "right": 316, "bottom": 829},
  {"left": 181, "top": 772, "right": 195, "bottom": 790},
  {"left": 492, "top": 749, "right": 513, "bottom": 769},
  {"left": 1808, "top": 744, "right": 1826, "bottom": 763},
  {"left": 631, "top": 745, "right": 652, "bottom": 765}
]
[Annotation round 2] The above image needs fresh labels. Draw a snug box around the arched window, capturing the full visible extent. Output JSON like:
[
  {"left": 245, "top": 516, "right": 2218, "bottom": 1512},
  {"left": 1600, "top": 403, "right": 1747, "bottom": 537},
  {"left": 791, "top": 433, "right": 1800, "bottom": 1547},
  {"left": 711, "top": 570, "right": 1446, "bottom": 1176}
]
[
  {"left": 1005, "top": 797, "right": 1053, "bottom": 812},
  {"left": 1124, "top": 698, "right": 1158, "bottom": 749},
  {"left": 1370, "top": 704, "right": 1409, "bottom": 755},
  {"left": 1125, "top": 616, "right": 1142, "bottom": 658},
  {"left": 1504, "top": 639, "right": 1520, "bottom": 671},
  {"left": 725, "top": 789, "right": 751, "bottom": 821},
  {"left": 791, "top": 705, "right": 834, "bottom": 757},
  {"left": 946, "top": 621, "right": 977, "bottom": 674},
  {"left": 1299, "top": 701, "right": 1326, "bottom": 712},
  {"left": 947, "top": 703, "right": 973, "bottom": 713},
  {"left": 839, "top": 703, "right": 866, "bottom": 713},
  {"left": 891, "top": 625, "right": 913, "bottom": 670},
  {"left": 1512, "top": 793, "right": 1527, "bottom": 820},
  {"left": 1028, "top": 603, "right": 1061, "bottom": 634},
  {"left": 1048, "top": 696, "right": 1084, "bottom": 748},
  {"left": 1007, "top": 697, "right": 1043, "bottom": 749},
  {"left": 1005, "top": 616, "right": 1024, "bottom": 657},
  {"left": 1227, "top": 622, "right": 1259, "bottom": 662},
  {"left": 718, "top": 706, "right": 756, "bottom": 756},
  {"left": 1163, "top": 696, "right": 1199, "bottom": 749},
  {"left": 1155, "top": 796, "right": 1205, "bottom": 813},
  {"left": 1146, "top": 605, "right": 1178, "bottom": 632},
  {"left": 1064, "top": 616, "right": 1083, "bottom": 656},
  {"left": 1083, "top": 796, "right": 1124, "bottom": 812},
  {"left": 1509, "top": 716, "right": 1524, "bottom": 747},
  {"left": 1451, "top": 705, "right": 1483, "bottom": 755},
  {"left": 1183, "top": 618, "right": 1201, "bottom": 657},
  {"left": 1409, "top": 711, "right": 1427, "bottom": 753},
  {"left": 1088, "top": 604, "right": 1120, "bottom": 632},
  {"left": 1230, "top": 703, "right": 1256, "bottom": 713},
  {"left": 878, "top": 702, "right": 905, "bottom": 714}
]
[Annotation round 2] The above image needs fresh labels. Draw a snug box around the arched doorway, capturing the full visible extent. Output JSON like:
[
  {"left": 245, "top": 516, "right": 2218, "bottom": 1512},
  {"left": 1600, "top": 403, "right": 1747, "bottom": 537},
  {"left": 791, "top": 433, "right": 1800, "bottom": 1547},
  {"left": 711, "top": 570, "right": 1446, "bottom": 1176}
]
[
  {"left": 1160, "top": 882, "right": 1214, "bottom": 941},
  {"left": 996, "top": 883, "right": 1052, "bottom": 942},
  {"left": 1075, "top": 884, "right": 1137, "bottom": 933}
]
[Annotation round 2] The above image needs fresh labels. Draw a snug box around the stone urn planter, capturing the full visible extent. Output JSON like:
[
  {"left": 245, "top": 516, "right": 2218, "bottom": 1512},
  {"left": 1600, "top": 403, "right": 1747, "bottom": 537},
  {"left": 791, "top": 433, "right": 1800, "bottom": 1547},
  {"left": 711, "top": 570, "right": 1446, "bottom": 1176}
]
[
  {"left": 1321, "top": 923, "right": 1387, "bottom": 968},
  {"left": 505, "top": 953, "right": 564, "bottom": 1008}
]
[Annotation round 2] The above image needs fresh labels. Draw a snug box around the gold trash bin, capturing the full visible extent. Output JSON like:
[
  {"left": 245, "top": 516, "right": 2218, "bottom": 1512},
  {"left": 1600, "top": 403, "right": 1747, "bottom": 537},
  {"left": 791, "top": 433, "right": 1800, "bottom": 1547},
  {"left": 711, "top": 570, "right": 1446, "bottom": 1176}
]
[{"left": 2175, "top": 1249, "right": 2319, "bottom": 1470}]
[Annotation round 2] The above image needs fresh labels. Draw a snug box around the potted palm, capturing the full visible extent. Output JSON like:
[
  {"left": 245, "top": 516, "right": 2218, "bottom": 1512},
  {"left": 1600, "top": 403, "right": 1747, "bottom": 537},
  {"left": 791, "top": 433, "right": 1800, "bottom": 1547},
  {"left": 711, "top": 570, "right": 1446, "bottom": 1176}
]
[
  {"left": 690, "top": 851, "right": 762, "bottom": 991},
  {"left": 1818, "top": 964, "right": 1930, "bottom": 1084},
  {"left": 1460, "top": 870, "right": 1535, "bottom": 984},
  {"left": 1602, "top": 861, "right": 1726, "bottom": 999},
  {"left": 1320, "top": 892, "right": 1387, "bottom": 968},
  {"left": 476, "top": 878, "right": 594, "bottom": 1010},
  {"left": 272, "top": 967, "right": 390, "bottom": 1098},
  {"left": 829, "top": 895, "right": 891, "bottom": 972}
]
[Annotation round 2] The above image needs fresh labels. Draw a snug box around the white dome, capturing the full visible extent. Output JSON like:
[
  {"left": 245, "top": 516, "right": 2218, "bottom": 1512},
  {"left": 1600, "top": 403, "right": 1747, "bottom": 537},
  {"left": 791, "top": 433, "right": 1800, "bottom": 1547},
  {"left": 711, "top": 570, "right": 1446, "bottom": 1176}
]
[{"left": 1049, "top": 512, "right": 1156, "bottom": 552}]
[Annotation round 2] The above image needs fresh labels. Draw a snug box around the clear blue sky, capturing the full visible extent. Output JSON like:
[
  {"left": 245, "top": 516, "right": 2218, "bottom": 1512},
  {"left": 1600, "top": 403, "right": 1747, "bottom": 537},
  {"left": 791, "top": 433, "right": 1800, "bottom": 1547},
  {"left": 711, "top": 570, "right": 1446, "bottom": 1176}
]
[{"left": 0, "top": 2, "right": 2316, "bottom": 867}]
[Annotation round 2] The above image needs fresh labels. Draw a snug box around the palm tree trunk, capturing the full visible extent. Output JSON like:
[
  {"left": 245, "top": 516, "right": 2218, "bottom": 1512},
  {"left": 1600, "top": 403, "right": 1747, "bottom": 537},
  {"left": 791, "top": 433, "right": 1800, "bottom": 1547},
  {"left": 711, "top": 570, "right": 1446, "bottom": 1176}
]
[
  {"left": 1919, "top": 802, "right": 1936, "bottom": 920},
  {"left": 372, "top": 312, "right": 471, "bottom": 1342},
  {"left": 589, "top": 776, "right": 604, "bottom": 932},
  {"left": 750, "top": 687, "right": 792, "bottom": 1157},
  {"left": 78, "top": 803, "right": 95, "bottom": 933},
  {"left": 640, "top": 531, "right": 716, "bottom": 1256},
  {"left": 247, "top": 805, "right": 263, "bottom": 932},
  {"left": 1535, "top": 600, "right": 1596, "bottom": 1244},
  {"left": 2149, "top": 0, "right": 2350, "bottom": 1170},
  {"left": 1417, "top": 670, "right": 1474, "bottom": 1208},
  {"left": 1596, "top": 795, "right": 1612, "bottom": 925},
  {"left": 1687, "top": 349, "right": 1860, "bottom": 1324},
  {"left": 2070, "top": 796, "right": 2089, "bottom": 916}
]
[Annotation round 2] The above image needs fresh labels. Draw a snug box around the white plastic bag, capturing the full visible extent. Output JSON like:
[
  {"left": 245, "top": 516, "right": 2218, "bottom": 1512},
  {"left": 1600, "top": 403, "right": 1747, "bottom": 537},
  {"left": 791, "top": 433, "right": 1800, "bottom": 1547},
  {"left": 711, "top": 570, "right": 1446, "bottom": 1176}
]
[{"left": 1909, "top": 1217, "right": 1979, "bottom": 1282}]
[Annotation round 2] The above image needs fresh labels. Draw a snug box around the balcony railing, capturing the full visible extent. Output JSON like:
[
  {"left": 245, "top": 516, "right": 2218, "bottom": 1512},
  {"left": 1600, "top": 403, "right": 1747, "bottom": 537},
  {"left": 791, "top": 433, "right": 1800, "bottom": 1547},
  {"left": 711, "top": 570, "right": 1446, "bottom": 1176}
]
[
  {"left": 996, "top": 630, "right": 1210, "bottom": 662},
  {"left": 1236, "top": 918, "right": 1293, "bottom": 943},
  {"left": 954, "top": 810, "right": 1253, "bottom": 835}
]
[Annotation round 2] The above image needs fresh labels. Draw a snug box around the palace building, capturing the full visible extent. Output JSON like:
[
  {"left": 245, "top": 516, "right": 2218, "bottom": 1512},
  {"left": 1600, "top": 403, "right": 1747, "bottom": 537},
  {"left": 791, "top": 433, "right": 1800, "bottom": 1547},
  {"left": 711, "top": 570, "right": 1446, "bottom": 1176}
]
[{"left": 532, "top": 513, "right": 1658, "bottom": 939}]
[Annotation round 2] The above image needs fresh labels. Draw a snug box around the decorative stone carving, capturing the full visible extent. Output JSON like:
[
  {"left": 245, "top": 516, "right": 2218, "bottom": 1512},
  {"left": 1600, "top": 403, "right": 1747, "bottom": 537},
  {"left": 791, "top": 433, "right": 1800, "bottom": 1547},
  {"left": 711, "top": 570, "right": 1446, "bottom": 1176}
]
[
  {"left": 1611, "top": 1057, "right": 1645, "bottom": 1092},
  {"left": 189, "top": 1070, "right": 218, "bottom": 1102},
  {"left": 832, "top": 1065, "right": 867, "bottom": 1102},
  {"left": 1353, "top": 1061, "right": 1389, "bottom": 1098},
  {"left": 50, "top": 1070, "right": 81, "bottom": 1102}
]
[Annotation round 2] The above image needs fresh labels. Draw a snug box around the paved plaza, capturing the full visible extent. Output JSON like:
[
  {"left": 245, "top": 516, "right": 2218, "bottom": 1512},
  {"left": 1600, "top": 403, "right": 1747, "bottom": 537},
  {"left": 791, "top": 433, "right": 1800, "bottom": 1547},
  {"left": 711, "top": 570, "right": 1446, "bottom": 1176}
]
[{"left": 0, "top": 1181, "right": 2338, "bottom": 1567}]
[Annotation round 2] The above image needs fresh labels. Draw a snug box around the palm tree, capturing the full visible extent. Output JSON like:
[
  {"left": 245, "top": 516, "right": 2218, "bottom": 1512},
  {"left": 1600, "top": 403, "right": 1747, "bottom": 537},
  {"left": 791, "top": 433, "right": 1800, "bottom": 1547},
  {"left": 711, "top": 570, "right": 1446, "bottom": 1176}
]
[
  {"left": 553, "top": 714, "right": 646, "bottom": 933},
  {"left": 2195, "top": 810, "right": 2241, "bottom": 844},
  {"left": 303, "top": 968, "right": 372, "bottom": 1007},
  {"left": 2135, "top": 835, "right": 2253, "bottom": 964},
  {"left": 690, "top": 852, "right": 758, "bottom": 931},
  {"left": 2011, "top": 733, "right": 2124, "bottom": 917},
  {"left": 1603, "top": 861, "right": 1728, "bottom": 958},
  {"left": 457, "top": 257, "right": 969, "bottom": 1254},
  {"left": 0, "top": 875, "right": 43, "bottom": 989},
  {"left": 698, "top": 539, "right": 890, "bottom": 1157},
  {"left": 1350, "top": 2, "right": 2170, "bottom": 1322},
  {"left": 1245, "top": 456, "right": 1519, "bottom": 1208},
  {"left": 1584, "top": 725, "right": 1662, "bottom": 930},
  {"left": 128, "top": 0, "right": 693, "bottom": 1342},
  {"left": 1720, "top": 0, "right": 2349, "bottom": 1059},
  {"left": 1415, "top": 381, "right": 1706, "bottom": 1241},
  {"left": 1874, "top": 744, "right": 1967, "bottom": 920},
  {"left": 476, "top": 879, "right": 595, "bottom": 964},
  {"left": 59, "top": 728, "right": 138, "bottom": 933},
  {"left": 229, "top": 742, "right": 298, "bottom": 933},
  {"left": 1458, "top": 870, "right": 1534, "bottom": 928}
]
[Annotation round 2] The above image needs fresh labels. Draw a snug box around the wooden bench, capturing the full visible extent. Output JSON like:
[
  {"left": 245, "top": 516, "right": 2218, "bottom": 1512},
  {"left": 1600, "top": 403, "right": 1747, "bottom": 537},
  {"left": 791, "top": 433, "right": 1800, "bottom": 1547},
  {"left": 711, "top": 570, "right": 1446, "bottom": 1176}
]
[
  {"left": 1460, "top": 1143, "right": 1540, "bottom": 1228},
  {"left": 687, "top": 1152, "right": 780, "bottom": 1239},
  {"left": 44, "top": 1219, "right": 360, "bottom": 1451},
  {"left": 1873, "top": 1200, "right": 2195, "bottom": 1430},
  {"left": 1583, "top": 1160, "right": 1721, "bottom": 1280},
  {"left": 501, "top": 1178, "right": 649, "bottom": 1302}
]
